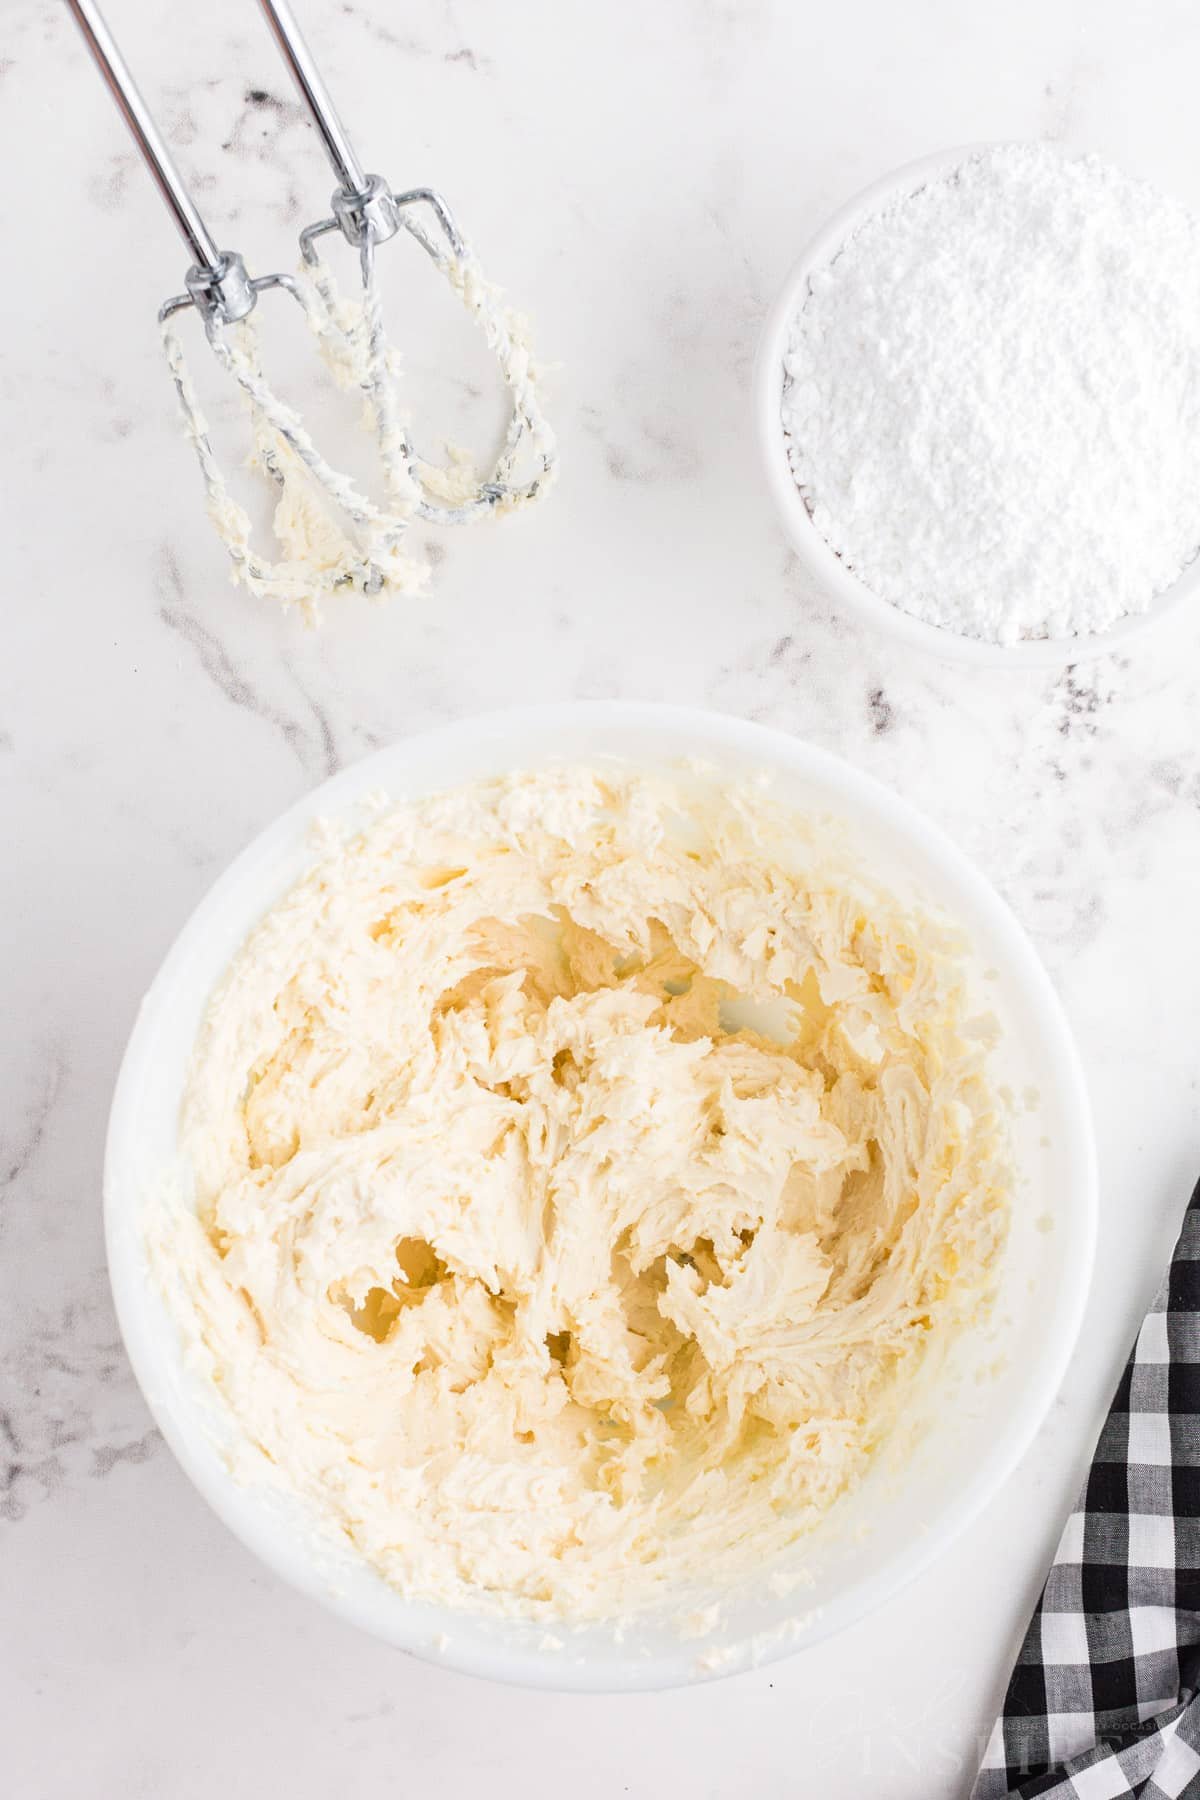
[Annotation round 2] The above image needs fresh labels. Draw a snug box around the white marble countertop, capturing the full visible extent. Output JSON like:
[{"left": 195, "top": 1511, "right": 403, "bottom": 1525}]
[{"left": 4, "top": 0, "right": 1200, "bottom": 1793}]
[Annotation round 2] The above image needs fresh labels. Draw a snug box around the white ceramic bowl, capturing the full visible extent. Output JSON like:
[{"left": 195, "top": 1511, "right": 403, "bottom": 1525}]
[
  {"left": 105, "top": 702, "right": 1097, "bottom": 1690},
  {"left": 754, "top": 143, "right": 1200, "bottom": 668}
]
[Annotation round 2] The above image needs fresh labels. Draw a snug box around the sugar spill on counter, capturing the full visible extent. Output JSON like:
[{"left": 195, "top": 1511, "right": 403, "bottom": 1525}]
[
  {"left": 782, "top": 143, "right": 1200, "bottom": 644},
  {"left": 147, "top": 764, "right": 1010, "bottom": 1624}
]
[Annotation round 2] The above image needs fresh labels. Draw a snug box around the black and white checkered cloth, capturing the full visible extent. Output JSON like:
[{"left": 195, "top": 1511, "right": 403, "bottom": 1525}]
[{"left": 972, "top": 1179, "right": 1200, "bottom": 1799}]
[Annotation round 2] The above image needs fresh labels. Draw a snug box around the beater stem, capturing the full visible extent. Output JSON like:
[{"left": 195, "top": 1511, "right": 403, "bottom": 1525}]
[
  {"left": 65, "top": 0, "right": 222, "bottom": 274},
  {"left": 256, "top": 0, "right": 369, "bottom": 200}
]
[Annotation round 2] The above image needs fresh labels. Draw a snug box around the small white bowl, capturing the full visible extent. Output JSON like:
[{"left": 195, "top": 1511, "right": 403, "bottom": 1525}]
[
  {"left": 754, "top": 143, "right": 1200, "bottom": 667},
  {"left": 105, "top": 702, "right": 1096, "bottom": 1689}
]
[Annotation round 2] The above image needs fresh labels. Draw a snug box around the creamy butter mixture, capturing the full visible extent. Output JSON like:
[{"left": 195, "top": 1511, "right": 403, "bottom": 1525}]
[{"left": 153, "top": 766, "right": 1008, "bottom": 1621}]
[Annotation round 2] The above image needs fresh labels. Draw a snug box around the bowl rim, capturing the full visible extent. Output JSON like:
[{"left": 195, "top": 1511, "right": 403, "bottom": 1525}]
[
  {"left": 752, "top": 140, "right": 1200, "bottom": 669},
  {"left": 104, "top": 701, "right": 1098, "bottom": 1690}
]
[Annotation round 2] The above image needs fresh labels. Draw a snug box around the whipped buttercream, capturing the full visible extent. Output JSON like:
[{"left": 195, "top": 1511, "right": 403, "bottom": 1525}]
[{"left": 151, "top": 765, "right": 1008, "bottom": 1621}]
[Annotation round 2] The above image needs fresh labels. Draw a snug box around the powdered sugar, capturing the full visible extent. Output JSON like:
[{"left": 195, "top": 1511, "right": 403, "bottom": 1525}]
[{"left": 782, "top": 143, "right": 1200, "bottom": 645}]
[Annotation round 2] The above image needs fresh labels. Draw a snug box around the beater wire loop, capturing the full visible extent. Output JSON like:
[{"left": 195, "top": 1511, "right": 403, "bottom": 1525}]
[{"left": 160, "top": 206, "right": 557, "bottom": 614}]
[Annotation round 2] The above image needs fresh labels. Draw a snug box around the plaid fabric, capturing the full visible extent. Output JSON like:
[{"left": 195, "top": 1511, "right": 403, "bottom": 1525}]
[{"left": 972, "top": 1178, "right": 1200, "bottom": 1800}]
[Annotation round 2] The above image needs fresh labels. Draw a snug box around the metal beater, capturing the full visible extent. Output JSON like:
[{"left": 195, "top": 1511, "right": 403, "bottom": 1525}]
[{"left": 66, "top": 0, "right": 557, "bottom": 611}]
